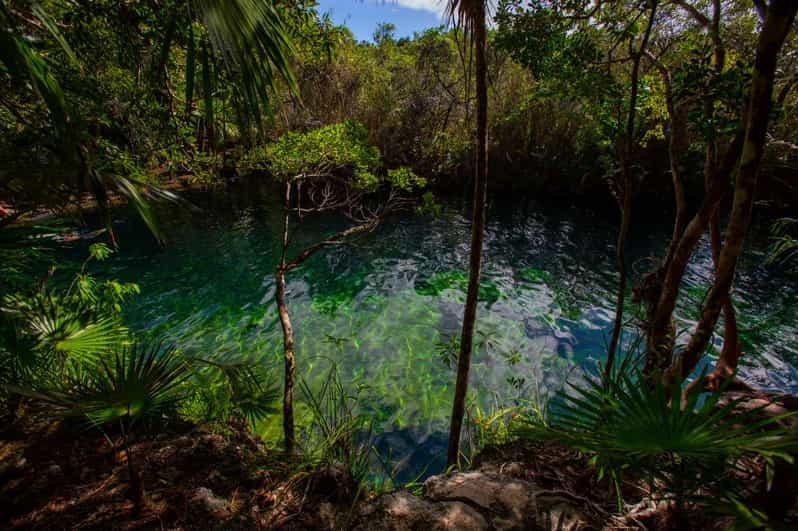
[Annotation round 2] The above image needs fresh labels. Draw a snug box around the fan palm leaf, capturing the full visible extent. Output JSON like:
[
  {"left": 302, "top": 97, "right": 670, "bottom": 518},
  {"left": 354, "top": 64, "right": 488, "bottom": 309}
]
[
  {"left": 30, "top": 343, "right": 191, "bottom": 427},
  {"left": 191, "top": 357, "right": 280, "bottom": 425},
  {"left": 515, "top": 367, "right": 798, "bottom": 502}
]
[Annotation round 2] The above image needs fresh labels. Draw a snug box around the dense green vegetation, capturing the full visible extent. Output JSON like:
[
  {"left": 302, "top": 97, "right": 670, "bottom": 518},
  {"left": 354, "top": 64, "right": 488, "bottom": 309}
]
[{"left": 2, "top": 0, "right": 798, "bottom": 528}]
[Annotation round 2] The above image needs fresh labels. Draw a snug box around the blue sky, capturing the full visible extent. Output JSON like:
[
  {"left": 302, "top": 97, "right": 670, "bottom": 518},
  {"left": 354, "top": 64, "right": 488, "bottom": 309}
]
[{"left": 315, "top": 0, "right": 447, "bottom": 42}]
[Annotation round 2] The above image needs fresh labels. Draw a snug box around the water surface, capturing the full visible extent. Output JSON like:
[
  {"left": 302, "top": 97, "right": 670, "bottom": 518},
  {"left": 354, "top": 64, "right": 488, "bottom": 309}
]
[{"left": 55, "top": 188, "right": 798, "bottom": 481}]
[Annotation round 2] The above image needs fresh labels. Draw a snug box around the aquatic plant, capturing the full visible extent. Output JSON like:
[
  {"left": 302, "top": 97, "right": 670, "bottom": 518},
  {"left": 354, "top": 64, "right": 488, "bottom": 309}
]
[
  {"left": 415, "top": 269, "right": 502, "bottom": 306},
  {"left": 769, "top": 218, "right": 798, "bottom": 266},
  {"left": 297, "top": 363, "right": 375, "bottom": 501}
]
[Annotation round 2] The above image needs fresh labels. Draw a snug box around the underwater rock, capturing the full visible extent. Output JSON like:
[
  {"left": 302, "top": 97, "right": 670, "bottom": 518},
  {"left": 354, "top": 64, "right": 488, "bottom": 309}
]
[{"left": 372, "top": 428, "right": 448, "bottom": 484}]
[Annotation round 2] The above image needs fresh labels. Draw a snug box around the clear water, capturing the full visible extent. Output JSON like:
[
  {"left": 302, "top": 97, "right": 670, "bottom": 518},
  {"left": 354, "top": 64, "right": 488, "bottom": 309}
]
[{"left": 53, "top": 186, "right": 798, "bottom": 481}]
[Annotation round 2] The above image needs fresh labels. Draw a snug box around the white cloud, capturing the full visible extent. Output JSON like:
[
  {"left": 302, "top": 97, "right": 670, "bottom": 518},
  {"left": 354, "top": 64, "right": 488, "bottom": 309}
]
[{"left": 393, "top": 0, "right": 447, "bottom": 17}]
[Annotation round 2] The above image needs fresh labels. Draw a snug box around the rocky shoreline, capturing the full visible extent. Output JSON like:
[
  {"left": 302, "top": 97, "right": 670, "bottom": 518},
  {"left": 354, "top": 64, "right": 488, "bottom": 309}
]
[{"left": 2, "top": 392, "right": 796, "bottom": 530}]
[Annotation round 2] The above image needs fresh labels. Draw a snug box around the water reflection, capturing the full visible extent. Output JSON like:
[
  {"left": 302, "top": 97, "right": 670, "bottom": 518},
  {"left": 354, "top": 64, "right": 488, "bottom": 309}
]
[{"left": 54, "top": 190, "right": 798, "bottom": 480}]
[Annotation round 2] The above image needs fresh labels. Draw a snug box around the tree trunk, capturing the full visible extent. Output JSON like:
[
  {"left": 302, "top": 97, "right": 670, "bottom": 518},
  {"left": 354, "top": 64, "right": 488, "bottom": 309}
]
[
  {"left": 709, "top": 208, "right": 742, "bottom": 384},
  {"left": 646, "top": 123, "right": 746, "bottom": 373},
  {"left": 447, "top": 2, "right": 488, "bottom": 469},
  {"left": 120, "top": 420, "right": 144, "bottom": 516},
  {"left": 606, "top": 1, "right": 658, "bottom": 374},
  {"left": 703, "top": 10, "right": 742, "bottom": 387},
  {"left": 276, "top": 182, "right": 296, "bottom": 453},
  {"left": 273, "top": 180, "right": 383, "bottom": 453},
  {"left": 607, "top": 166, "right": 631, "bottom": 373},
  {"left": 665, "top": 0, "right": 798, "bottom": 386},
  {"left": 662, "top": 70, "right": 689, "bottom": 270},
  {"left": 636, "top": 54, "right": 687, "bottom": 368}
]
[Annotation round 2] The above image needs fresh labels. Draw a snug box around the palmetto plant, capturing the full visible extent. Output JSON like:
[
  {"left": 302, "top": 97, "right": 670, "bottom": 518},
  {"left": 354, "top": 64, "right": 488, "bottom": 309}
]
[
  {"left": 187, "top": 357, "right": 280, "bottom": 427},
  {"left": 8, "top": 339, "right": 282, "bottom": 513},
  {"left": 0, "top": 243, "right": 135, "bottom": 391},
  {"left": 50, "top": 343, "right": 190, "bottom": 426},
  {"left": 514, "top": 364, "right": 798, "bottom": 512},
  {"left": 0, "top": 291, "right": 130, "bottom": 397},
  {"left": 13, "top": 342, "right": 191, "bottom": 513}
]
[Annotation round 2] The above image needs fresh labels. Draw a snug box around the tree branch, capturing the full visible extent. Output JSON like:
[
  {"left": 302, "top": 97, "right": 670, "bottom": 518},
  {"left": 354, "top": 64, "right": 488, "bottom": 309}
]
[{"left": 283, "top": 221, "right": 378, "bottom": 271}]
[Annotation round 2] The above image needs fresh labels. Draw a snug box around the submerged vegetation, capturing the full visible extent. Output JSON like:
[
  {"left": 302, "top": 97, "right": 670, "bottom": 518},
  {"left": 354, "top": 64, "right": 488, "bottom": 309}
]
[{"left": 2, "top": 0, "right": 798, "bottom": 529}]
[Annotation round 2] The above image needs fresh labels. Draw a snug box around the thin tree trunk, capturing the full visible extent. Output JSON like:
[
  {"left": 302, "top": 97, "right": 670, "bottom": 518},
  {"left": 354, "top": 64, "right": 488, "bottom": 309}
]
[
  {"left": 275, "top": 181, "right": 296, "bottom": 453},
  {"left": 646, "top": 123, "right": 746, "bottom": 372},
  {"left": 710, "top": 208, "right": 742, "bottom": 384},
  {"left": 662, "top": 71, "right": 688, "bottom": 270},
  {"left": 702, "top": 6, "right": 742, "bottom": 386},
  {"left": 273, "top": 180, "right": 381, "bottom": 453},
  {"left": 607, "top": 168, "right": 632, "bottom": 373},
  {"left": 447, "top": 2, "right": 487, "bottom": 469},
  {"left": 606, "top": 1, "right": 658, "bottom": 374},
  {"left": 665, "top": 0, "right": 798, "bottom": 386},
  {"left": 636, "top": 53, "right": 687, "bottom": 363}
]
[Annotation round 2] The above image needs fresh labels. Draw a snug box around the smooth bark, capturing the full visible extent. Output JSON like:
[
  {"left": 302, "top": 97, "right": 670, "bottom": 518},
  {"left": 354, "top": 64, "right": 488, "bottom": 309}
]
[
  {"left": 276, "top": 181, "right": 296, "bottom": 452},
  {"left": 702, "top": 1, "right": 742, "bottom": 385},
  {"left": 275, "top": 181, "right": 383, "bottom": 452},
  {"left": 636, "top": 51, "right": 688, "bottom": 366},
  {"left": 646, "top": 123, "right": 746, "bottom": 372}
]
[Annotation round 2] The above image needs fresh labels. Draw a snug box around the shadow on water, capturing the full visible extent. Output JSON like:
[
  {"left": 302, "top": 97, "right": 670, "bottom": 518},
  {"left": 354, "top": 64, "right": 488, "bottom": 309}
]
[{"left": 51, "top": 185, "right": 798, "bottom": 481}]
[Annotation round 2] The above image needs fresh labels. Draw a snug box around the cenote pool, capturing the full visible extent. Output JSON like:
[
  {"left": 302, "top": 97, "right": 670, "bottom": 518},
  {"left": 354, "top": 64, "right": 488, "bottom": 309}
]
[{"left": 53, "top": 187, "right": 798, "bottom": 481}]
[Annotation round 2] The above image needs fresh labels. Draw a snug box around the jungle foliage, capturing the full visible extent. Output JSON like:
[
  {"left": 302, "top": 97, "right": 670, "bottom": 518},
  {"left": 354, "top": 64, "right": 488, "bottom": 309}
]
[{"left": 2, "top": 0, "right": 798, "bottom": 526}]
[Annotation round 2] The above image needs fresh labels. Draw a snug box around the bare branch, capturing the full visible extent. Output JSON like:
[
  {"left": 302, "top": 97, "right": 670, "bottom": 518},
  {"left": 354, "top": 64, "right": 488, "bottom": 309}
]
[
  {"left": 670, "top": 0, "right": 711, "bottom": 29},
  {"left": 283, "top": 220, "right": 379, "bottom": 271}
]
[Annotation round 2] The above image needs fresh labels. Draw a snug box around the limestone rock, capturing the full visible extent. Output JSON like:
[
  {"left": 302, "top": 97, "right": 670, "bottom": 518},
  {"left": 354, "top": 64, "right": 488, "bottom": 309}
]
[
  {"left": 353, "top": 489, "right": 488, "bottom": 530},
  {"left": 190, "top": 486, "right": 230, "bottom": 519},
  {"left": 424, "top": 471, "right": 593, "bottom": 531},
  {"left": 355, "top": 471, "right": 595, "bottom": 531}
]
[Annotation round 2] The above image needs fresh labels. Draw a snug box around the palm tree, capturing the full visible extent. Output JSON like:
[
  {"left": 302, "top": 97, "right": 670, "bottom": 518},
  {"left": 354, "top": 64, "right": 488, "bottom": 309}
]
[{"left": 446, "top": 0, "right": 489, "bottom": 468}]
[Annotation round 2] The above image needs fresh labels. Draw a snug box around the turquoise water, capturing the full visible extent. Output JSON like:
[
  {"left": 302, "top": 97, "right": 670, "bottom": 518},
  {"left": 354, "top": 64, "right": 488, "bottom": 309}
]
[{"left": 54, "top": 187, "right": 798, "bottom": 480}]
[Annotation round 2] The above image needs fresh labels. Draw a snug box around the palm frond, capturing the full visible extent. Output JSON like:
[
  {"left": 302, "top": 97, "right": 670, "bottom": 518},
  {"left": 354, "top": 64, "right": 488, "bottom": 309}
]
[
  {"left": 30, "top": 2, "right": 79, "bottom": 66},
  {"left": 48, "top": 343, "right": 190, "bottom": 427},
  {"left": 0, "top": 7, "right": 69, "bottom": 134},
  {"left": 0, "top": 220, "right": 67, "bottom": 292},
  {"left": 515, "top": 365, "right": 798, "bottom": 502},
  {"left": 195, "top": 0, "right": 297, "bottom": 128},
  {"left": 446, "top": 0, "right": 489, "bottom": 37},
  {"left": 190, "top": 357, "right": 280, "bottom": 425},
  {"left": 54, "top": 318, "right": 128, "bottom": 366},
  {"left": 2, "top": 288, "right": 127, "bottom": 362}
]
